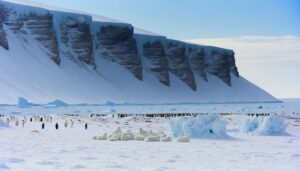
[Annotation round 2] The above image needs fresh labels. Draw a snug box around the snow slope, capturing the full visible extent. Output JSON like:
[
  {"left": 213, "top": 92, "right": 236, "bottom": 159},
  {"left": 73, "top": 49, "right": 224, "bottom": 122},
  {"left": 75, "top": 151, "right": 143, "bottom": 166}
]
[
  {"left": 0, "top": 0, "right": 278, "bottom": 104},
  {"left": 0, "top": 35, "right": 276, "bottom": 104}
]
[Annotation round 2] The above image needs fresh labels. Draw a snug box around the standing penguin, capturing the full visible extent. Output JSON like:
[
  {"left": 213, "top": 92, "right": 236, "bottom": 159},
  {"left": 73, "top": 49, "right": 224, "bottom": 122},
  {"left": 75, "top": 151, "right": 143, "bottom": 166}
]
[
  {"left": 42, "top": 123, "right": 45, "bottom": 129},
  {"left": 22, "top": 120, "right": 25, "bottom": 127},
  {"left": 70, "top": 120, "right": 74, "bottom": 128},
  {"left": 85, "top": 123, "right": 88, "bottom": 130},
  {"left": 30, "top": 117, "right": 33, "bottom": 122},
  {"left": 64, "top": 120, "right": 68, "bottom": 128},
  {"left": 40, "top": 117, "right": 43, "bottom": 122},
  {"left": 15, "top": 119, "right": 19, "bottom": 126},
  {"left": 55, "top": 123, "right": 59, "bottom": 130}
]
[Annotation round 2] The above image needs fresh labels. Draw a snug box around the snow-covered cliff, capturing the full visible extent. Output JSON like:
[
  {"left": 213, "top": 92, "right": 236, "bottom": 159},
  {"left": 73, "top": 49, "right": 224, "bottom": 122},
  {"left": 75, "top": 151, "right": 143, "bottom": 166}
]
[{"left": 0, "top": 0, "right": 277, "bottom": 104}]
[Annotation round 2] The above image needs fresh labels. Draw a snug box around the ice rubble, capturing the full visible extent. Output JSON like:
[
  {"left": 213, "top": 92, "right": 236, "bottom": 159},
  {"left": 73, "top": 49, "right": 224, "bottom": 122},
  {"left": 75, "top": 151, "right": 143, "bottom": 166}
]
[
  {"left": 239, "top": 115, "right": 287, "bottom": 135},
  {"left": 169, "top": 114, "right": 229, "bottom": 139}
]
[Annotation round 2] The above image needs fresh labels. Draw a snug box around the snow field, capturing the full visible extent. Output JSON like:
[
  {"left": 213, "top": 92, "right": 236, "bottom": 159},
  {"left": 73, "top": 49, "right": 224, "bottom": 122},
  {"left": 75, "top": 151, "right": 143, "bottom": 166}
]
[
  {"left": 1, "top": 114, "right": 300, "bottom": 171},
  {"left": 0, "top": 118, "right": 10, "bottom": 128}
]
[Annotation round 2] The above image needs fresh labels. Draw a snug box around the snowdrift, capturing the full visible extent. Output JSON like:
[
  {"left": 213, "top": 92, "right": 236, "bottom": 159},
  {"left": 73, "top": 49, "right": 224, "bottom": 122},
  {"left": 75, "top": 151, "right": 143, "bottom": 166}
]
[
  {"left": 170, "top": 114, "right": 229, "bottom": 139},
  {"left": 239, "top": 115, "right": 287, "bottom": 136}
]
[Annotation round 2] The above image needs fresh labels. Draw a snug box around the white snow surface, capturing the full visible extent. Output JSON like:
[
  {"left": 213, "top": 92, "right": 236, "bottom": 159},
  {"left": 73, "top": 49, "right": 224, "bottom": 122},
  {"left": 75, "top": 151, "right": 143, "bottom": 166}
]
[
  {"left": 0, "top": 113, "right": 299, "bottom": 171},
  {"left": 1, "top": 99, "right": 299, "bottom": 116},
  {"left": 0, "top": 118, "right": 9, "bottom": 128}
]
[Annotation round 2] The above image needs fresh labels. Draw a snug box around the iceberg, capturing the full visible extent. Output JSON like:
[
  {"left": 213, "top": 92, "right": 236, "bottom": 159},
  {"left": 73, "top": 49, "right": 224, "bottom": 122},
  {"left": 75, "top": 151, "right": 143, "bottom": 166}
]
[
  {"left": 170, "top": 114, "right": 229, "bottom": 139},
  {"left": 239, "top": 115, "right": 287, "bottom": 136}
]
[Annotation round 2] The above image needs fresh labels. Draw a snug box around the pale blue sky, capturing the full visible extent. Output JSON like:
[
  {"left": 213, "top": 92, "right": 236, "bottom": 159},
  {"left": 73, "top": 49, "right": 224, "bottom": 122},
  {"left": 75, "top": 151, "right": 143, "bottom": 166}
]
[{"left": 29, "top": 0, "right": 300, "bottom": 98}]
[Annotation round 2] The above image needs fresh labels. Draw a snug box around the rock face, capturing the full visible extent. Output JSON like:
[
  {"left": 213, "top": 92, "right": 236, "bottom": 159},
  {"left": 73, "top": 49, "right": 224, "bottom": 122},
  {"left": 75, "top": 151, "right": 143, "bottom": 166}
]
[
  {"left": 60, "top": 15, "right": 95, "bottom": 67},
  {"left": 0, "top": 29, "right": 8, "bottom": 49},
  {"left": 0, "top": 4, "right": 9, "bottom": 50},
  {"left": 142, "top": 40, "right": 169, "bottom": 86},
  {"left": 205, "top": 49, "right": 233, "bottom": 86},
  {"left": 4, "top": 10, "right": 61, "bottom": 64},
  {"left": 186, "top": 47, "right": 207, "bottom": 82},
  {"left": 165, "top": 40, "right": 196, "bottom": 90},
  {"left": 226, "top": 50, "right": 239, "bottom": 77},
  {"left": 95, "top": 24, "right": 143, "bottom": 80},
  {"left": 0, "top": 0, "right": 241, "bottom": 91}
]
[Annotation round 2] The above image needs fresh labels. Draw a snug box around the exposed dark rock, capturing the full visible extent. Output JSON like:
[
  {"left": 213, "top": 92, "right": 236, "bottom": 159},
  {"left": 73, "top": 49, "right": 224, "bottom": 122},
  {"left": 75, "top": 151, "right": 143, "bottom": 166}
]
[
  {"left": 95, "top": 24, "right": 142, "bottom": 80},
  {"left": 60, "top": 16, "right": 95, "bottom": 67},
  {"left": 187, "top": 47, "right": 207, "bottom": 81},
  {"left": 0, "top": 4, "right": 9, "bottom": 50},
  {"left": 4, "top": 11, "right": 60, "bottom": 64},
  {"left": 0, "top": 4, "right": 9, "bottom": 23},
  {"left": 0, "top": 29, "right": 8, "bottom": 50},
  {"left": 165, "top": 40, "right": 196, "bottom": 91},
  {"left": 143, "top": 41, "right": 169, "bottom": 86},
  {"left": 226, "top": 50, "right": 239, "bottom": 77},
  {"left": 206, "top": 49, "right": 232, "bottom": 86}
]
